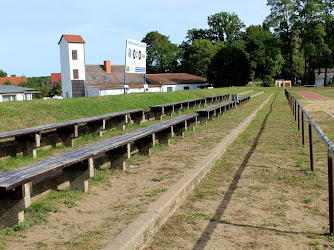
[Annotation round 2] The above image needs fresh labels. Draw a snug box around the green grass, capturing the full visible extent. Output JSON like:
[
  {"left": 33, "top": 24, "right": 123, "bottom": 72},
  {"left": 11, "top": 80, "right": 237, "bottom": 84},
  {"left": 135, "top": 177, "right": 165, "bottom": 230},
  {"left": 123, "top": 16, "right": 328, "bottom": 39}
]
[{"left": 0, "top": 87, "right": 263, "bottom": 133}]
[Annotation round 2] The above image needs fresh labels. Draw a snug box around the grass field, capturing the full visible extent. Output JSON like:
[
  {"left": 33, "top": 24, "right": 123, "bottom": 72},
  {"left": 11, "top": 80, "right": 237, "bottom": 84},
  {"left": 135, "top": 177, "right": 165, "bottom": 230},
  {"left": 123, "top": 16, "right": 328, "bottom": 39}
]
[{"left": 0, "top": 87, "right": 257, "bottom": 132}]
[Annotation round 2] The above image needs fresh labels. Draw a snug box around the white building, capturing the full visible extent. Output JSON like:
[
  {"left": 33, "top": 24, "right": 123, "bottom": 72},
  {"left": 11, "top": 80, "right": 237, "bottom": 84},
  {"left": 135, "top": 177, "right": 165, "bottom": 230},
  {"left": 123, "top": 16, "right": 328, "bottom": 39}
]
[
  {"left": 0, "top": 86, "right": 40, "bottom": 102},
  {"left": 315, "top": 68, "right": 334, "bottom": 87},
  {"left": 275, "top": 79, "right": 292, "bottom": 87},
  {"left": 59, "top": 34, "right": 209, "bottom": 98},
  {"left": 58, "top": 34, "right": 86, "bottom": 98}
]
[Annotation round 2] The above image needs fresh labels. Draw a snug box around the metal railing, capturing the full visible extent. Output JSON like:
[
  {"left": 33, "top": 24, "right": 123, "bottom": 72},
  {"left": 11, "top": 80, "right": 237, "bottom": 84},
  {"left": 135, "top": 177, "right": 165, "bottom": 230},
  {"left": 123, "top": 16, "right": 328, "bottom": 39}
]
[{"left": 285, "top": 89, "right": 334, "bottom": 234}]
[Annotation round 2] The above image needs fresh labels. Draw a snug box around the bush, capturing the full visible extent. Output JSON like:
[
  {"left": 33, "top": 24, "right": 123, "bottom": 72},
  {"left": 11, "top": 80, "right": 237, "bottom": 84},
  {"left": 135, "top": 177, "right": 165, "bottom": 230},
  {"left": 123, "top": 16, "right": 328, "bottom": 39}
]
[{"left": 262, "top": 77, "right": 275, "bottom": 87}]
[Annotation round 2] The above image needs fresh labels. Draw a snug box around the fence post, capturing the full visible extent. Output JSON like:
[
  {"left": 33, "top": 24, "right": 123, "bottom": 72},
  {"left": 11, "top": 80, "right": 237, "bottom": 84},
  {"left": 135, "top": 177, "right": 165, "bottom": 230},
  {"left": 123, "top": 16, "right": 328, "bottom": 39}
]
[
  {"left": 328, "top": 151, "right": 334, "bottom": 234},
  {"left": 298, "top": 104, "right": 300, "bottom": 130},
  {"left": 309, "top": 122, "right": 314, "bottom": 171},
  {"left": 294, "top": 100, "right": 297, "bottom": 121},
  {"left": 302, "top": 112, "right": 305, "bottom": 145}
]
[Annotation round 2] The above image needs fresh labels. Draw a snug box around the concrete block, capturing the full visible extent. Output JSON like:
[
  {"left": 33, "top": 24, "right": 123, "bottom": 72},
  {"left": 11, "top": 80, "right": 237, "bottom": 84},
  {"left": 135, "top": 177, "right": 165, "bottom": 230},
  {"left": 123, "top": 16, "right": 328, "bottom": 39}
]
[
  {"left": 63, "top": 159, "right": 92, "bottom": 192},
  {"left": 0, "top": 186, "right": 25, "bottom": 228},
  {"left": 134, "top": 135, "right": 154, "bottom": 156}
]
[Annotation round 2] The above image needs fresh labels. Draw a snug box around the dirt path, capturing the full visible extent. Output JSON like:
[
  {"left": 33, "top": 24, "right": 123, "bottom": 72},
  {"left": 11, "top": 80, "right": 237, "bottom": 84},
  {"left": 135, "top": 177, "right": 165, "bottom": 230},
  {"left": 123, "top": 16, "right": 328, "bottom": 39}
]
[
  {"left": 3, "top": 93, "right": 271, "bottom": 249},
  {"left": 299, "top": 99, "right": 334, "bottom": 113},
  {"left": 298, "top": 91, "right": 331, "bottom": 100},
  {"left": 146, "top": 92, "right": 332, "bottom": 249}
]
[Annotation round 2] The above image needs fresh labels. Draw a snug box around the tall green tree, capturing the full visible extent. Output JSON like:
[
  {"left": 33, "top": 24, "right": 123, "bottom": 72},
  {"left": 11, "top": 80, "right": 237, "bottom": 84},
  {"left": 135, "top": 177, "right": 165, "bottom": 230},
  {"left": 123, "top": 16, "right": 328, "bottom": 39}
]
[
  {"left": 207, "top": 46, "right": 251, "bottom": 87},
  {"left": 0, "top": 69, "right": 7, "bottom": 77},
  {"left": 207, "top": 12, "right": 246, "bottom": 44},
  {"left": 265, "top": 0, "right": 296, "bottom": 81},
  {"left": 319, "top": 0, "right": 334, "bottom": 85},
  {"left": 244, "top": 25, "right": 284, "bottom": 81},
  {"left": 295, "top": 0, "right": 330, "bottom": 84},
  {"left": 142, "top": 31, "right": 182, "bottom": 73},
  {"left": 181, "top": 39, "right": 224, "bottom": 78}
]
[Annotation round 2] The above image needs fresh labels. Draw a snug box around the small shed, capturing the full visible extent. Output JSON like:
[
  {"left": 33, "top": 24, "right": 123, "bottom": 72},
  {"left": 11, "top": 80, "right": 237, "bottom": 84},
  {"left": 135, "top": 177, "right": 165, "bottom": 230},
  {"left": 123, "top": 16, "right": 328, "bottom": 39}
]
[
  {"left": 0, "top": 85, "right": 40, "bottom": 102},
  {"left": 275, "top": 79, "right": 292, "bottom": 87}
]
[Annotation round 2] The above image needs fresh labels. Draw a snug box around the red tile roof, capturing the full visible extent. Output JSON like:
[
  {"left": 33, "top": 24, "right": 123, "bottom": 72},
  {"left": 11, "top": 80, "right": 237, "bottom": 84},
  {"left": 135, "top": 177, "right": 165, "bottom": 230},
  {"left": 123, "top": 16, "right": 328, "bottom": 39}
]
[
  {"left": 146, "top": 73, "right": 207, "bottom": 85},
  {"left": 0, "top": 76, "right": 27, "bottom": 86},
  {"left": 58, "top": 34, "right": 85, "bottom": 44}
]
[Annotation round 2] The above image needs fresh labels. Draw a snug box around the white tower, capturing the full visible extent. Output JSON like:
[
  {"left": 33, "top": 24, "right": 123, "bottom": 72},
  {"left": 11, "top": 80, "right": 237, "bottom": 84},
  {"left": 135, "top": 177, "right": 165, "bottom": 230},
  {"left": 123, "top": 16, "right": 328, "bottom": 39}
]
[{"left": 58, "top": 34, "right": 86, "bottom": 98}]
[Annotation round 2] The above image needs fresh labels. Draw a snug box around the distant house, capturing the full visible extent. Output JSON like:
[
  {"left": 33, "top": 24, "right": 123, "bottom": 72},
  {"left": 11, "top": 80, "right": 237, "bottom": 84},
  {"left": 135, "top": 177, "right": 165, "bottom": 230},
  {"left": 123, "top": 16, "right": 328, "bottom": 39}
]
[
  {"left": 146, "top": 73, "right": 208, "bottom": 92},
  {"left": 51, "top": 73, "right": 62, "bottom": 87},
  {"left": 85, "top": 61, "right": 208, "bottom": 96},
  {"left": 85, "top": 61, "right": 161, "bottom": 96},
  {"left": 0, "top": 75, "right": 27, "bottom": 86},
  {"left": 315, "top": 68, "right": 334, "bottom": 87},
  {"left": 0, "top": 85, "right": 40, "bottom": 102}
]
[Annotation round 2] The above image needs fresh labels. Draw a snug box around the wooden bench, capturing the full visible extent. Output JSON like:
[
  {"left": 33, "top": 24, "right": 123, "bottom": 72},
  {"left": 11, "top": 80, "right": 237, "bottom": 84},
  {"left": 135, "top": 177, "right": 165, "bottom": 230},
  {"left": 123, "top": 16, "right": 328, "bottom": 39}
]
[
  {"left": 196, "top": 101, "right": 236, "bottom": 124},
  {"left": 206, "top": 94, "right": 230, "bottom": 104},
  {"left": 238, "top": 95, "right": 251, "bottom": 105},
  {"left": 0, "top": 113, "right": 198, "bottom": 227},
  {"left": 0, "top": 109, "right": 146, "bottom": 160},
  {"left": 150, "top": 98, "right": 207, "bottom": 120}
]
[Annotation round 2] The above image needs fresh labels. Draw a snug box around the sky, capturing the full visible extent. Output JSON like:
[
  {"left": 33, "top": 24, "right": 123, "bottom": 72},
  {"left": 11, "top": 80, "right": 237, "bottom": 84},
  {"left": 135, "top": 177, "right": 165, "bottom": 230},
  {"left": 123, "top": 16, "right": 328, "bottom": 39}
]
[{"left": 0, "top": 0, "right": 271, "bottom": 77}]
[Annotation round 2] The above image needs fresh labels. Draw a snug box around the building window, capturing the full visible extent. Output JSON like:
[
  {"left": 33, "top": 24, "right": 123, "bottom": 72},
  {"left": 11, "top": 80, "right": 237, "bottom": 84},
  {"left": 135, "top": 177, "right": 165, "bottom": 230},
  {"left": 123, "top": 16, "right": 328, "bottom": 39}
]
[
  {"left": 73, "top": 69, "right": 79, "bottom": 79},
  {"left": 2, "top": 95, "right": 16, "bottom": 102},
  {"left": 167, "top": 87, "right": 173, "bottom": 92},
  {"left": 184, "top": 86, "right": 190, "bottom": 90},
  {"left": 72, "top": 50, "right": 78, "bottom": 60}
]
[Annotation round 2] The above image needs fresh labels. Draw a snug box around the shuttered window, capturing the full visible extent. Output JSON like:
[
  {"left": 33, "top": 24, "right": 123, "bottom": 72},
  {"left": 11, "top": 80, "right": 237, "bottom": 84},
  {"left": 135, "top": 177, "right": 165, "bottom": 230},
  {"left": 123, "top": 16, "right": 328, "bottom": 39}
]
[
  {"left": 73, "top": 69, "right": 79, "bottom": 79},
  {"left": 72, "top": 50, "right": 78, "bottom": 60}
]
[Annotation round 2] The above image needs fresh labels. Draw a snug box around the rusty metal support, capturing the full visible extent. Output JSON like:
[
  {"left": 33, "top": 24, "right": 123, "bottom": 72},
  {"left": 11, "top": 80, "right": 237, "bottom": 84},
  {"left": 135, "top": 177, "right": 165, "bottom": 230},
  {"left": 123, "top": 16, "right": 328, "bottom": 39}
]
[
  {"left": 309, "top": 122, "right": 314, "bottom": 171},
  {"left": 328, "top": 151, "right": 334, "bottom": 234}
]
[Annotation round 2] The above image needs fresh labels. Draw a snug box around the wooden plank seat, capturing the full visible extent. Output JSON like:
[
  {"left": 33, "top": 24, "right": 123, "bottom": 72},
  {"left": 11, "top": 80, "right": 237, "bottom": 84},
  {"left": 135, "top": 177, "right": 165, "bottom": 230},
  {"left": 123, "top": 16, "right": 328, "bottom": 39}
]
[
  {"left": 0, "top": 109, "right": 146, "bottom": 160},
  {"left": 150, "top": 98, "right": 206, "bottom": 120},
  {"left": 0, "top": 113, "right": 198, "bottom": 227},
  {"left": 196, "top": 101, "right": 236, "bottom": 124},
  {"left": 238, "top": 95, "right": 251, "bottom": 105},
  {"left": 206, "top": 94, "right": 230, "bottom": 104}
]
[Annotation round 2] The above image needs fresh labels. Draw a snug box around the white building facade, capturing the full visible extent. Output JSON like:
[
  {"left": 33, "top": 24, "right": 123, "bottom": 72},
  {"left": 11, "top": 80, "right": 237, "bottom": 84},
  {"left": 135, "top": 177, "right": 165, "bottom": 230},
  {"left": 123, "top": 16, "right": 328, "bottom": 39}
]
[{"left": 58, "top": 35, "right": 86, "bottom": 98}]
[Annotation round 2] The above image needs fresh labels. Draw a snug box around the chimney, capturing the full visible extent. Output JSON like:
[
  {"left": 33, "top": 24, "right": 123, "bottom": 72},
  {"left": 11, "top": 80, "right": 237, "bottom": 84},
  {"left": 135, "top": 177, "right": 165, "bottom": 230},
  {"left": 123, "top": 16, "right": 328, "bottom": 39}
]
[
  {"left": 11, "top": 75, "right": 16, "bottom": 77},
  {"left": 104, "top": 60, "right": 111, "bottom": 73}
]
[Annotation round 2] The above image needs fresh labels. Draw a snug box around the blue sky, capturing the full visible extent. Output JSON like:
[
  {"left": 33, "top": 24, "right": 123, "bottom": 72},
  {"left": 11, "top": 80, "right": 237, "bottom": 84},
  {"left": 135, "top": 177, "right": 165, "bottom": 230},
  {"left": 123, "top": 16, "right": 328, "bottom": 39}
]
[{"left": 0, "top": 0, "right": 270, "bottom": 77}]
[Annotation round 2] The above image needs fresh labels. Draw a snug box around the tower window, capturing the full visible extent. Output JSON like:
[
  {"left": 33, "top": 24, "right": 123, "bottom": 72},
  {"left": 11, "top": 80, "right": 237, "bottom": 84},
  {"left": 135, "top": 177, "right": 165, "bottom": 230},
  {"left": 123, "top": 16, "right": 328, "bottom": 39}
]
[
  {"left": 72, "top": 50, "right": 78, "bottom": 60},
  {"left": 73, "top": 69, "right": 79, "bottom": 79}
]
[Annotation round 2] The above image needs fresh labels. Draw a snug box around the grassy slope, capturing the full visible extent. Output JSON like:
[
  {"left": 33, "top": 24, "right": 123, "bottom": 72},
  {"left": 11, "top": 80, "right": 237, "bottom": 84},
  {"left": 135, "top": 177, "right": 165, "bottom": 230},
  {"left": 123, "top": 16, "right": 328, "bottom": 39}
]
[{"left": 0, "top": 87, "right": 259, "bottom": 132}]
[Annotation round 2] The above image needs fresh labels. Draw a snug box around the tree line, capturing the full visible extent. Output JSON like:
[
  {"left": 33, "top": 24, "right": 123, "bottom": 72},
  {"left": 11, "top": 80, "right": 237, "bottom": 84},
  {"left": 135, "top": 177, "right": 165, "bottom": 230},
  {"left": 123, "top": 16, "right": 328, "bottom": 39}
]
[{"left": 142, "top": 0, "right": 334, "bottom": 87}]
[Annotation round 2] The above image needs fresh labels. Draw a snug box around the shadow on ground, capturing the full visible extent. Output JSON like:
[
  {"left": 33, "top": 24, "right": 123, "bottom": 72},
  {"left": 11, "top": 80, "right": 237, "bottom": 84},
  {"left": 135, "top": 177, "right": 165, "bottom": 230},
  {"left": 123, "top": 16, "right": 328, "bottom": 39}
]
[{"left": 193, "top": 93, "right": 278, "bottom": 249}]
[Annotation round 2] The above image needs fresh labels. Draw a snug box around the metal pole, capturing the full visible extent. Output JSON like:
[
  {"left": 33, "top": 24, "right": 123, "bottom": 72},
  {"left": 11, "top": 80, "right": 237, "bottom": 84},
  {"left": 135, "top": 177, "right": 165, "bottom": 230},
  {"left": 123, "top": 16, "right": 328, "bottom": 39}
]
[
  {"left": 294, "top": 99, "right": 297, "bottom": 121},
  {"left": 309, "top": 122, "right": 314, "bottom": 171},
  {"left": 328, "top": 151, "right": 334, "bottom": 234},
  {"left": 302, "top": 112, "right": 305, "bottom": 145},
  {"left": 298, "top": 105, "right": 300, "bottom": 130}
]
